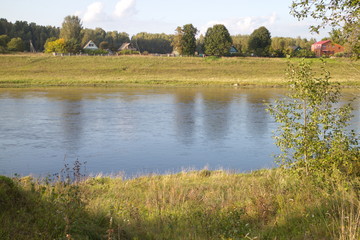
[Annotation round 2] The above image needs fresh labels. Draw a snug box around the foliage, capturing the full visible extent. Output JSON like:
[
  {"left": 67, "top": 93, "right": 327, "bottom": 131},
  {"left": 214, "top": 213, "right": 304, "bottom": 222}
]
[
  {"left": 293, "top": 49, "right": 316, "bottom": 58},
  {"left": 248, "top": 26, "right": 272, "bottom": 56},
  {"left": 290, "top": 0, "right": 360, "bottom": 58},
  {"left": 65, "top": 38, "right": 81, "bottom": 53},
  {"left": 270, "top": 36, "right": 316, "bottom": 57},
  {"left": 0, "top": 18, "right": 60, "bottom": 52},
  {"left": 267, "top": 59, "right": 360, "bottom": 178},
  {"left": 334, "top": 52, "right": 346, "bottom": 57},
  {"left": 0, "top": 34, "right": 10, "bottom": 47},
  {"left": 131, "top": 32, "right": 173, "bottom": 54},
  {"left": 232, "top": 34, "right": 250, "bottom": 55},
  {"left": 172, "top": 26, "right": 183, "bottom": 55},
  {"left": 182, "top": 24, "right": 198, "bottom": 56},
  {"left": 83, "top": 48, "right": 109, "bottom": 55},
  {"left": 117, "top": 49, "right": 140, "bottom": 55},
  {"left": 1, "top": 169, "right": 360, "bottom": 239},
  {"left": 81, "top": 28, "right": 130, "bottom": 52},
  {"left": 99, "top": 41, "right": 109, "bottom": 50},
  {"left": 60, "top": 15, "right": 83, "bottom": 44},
  {"left": 44, "top": 38, "right": 67, "bottom": 53},
  {"left": 196, "top": 34, "right": 205, "bottom": 54},
  {"left": 290, "top": 0, "right": 360, "bottom": 33},
  {"left": 204, "top": 24, "right": 233, "bottom": 56},
  {"left": 172, "top": 24, "right": 198, "bottom": 56},
  {"left": 7, "top": 37, "right": 24, "bottom": 51}
]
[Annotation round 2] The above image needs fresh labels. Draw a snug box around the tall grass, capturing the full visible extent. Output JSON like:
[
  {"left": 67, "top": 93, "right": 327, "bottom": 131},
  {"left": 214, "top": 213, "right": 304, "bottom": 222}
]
[
  {"left": 1, "top": 169, "right": 359, "bottom": 239},
  {"left": 0, "top": 54, "right": 359, "bottom": 87}
]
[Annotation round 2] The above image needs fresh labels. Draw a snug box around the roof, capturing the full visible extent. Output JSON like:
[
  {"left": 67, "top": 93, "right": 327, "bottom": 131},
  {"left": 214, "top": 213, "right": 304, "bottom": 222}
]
[
  {"left": 312, "top": 40, "right": 331, "bottom": 45},
  {"left": 83, "top": 40, "right": 98, "bottom": 49},
  {"left": 118, "top": 42, "right": 137, "bottom": 51}
]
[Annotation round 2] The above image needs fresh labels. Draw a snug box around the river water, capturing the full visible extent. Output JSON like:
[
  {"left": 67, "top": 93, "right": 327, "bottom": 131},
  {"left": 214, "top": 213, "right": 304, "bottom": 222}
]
[{"left": 1, "top": 87, "right": 359, "bottom": 177}]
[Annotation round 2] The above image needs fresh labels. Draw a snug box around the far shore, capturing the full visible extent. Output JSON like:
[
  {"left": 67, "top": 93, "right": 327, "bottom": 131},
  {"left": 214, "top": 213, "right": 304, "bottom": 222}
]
[{"left": 1, "top": 54, "right": 359, "bottom": 88}]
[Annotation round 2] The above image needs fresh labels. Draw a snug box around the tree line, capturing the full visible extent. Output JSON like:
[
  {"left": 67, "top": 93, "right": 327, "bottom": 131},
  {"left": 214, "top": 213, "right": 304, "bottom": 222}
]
[{"left": 0, "top": 14, "right": 353, "bottom": 57}]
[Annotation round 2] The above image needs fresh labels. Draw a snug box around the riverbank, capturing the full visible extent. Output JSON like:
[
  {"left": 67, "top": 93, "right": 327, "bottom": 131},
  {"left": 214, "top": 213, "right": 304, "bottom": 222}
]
[
  {"left": 1, "top": 54, "right": 359, "bottom": 87},
  {"left": 1, "top": 169, "right": 359, "bottom": 239}
]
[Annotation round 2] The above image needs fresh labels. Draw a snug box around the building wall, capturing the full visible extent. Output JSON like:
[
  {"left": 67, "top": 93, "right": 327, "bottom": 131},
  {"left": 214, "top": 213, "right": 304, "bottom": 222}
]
[{"left": 311, "top": 42, "right": 344, "bottom": 57}]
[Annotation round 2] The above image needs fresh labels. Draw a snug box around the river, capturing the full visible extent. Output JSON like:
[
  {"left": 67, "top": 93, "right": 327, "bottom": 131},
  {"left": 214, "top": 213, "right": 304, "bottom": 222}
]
[{"left": 1, "top": 87, "right": 359, "bottom": 177}]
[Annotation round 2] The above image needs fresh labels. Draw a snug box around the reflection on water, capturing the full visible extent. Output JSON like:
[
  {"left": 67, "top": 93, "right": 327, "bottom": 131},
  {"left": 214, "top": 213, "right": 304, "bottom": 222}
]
[{"left": 0, "top": 87, "right": 359, "bottom": 177}]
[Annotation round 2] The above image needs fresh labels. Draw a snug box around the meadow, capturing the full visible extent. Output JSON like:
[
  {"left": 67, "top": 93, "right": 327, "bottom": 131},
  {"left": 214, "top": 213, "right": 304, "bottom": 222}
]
[
  {"left": 0, "top": 54, "right": 359, "bottom": 87},
  {"left": 1, "top": 168, "right": 359, "bottom": 240}
]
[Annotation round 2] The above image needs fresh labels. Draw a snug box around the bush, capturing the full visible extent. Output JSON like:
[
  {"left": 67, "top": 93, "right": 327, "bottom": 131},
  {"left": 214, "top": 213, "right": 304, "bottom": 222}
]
[
  {"left": 334, "top": 52, "right": 345, "bottom": 57},
  {"left": 7, "top": 37, "right": 24, "bottom": 52},
  {"left": 267, "top": 59, "right": 360, "bottom": 179},
  {"left": 294, "top": 49, "right": 315, "bottom": 58},
  {"left": 83, "top": 49, "right": 109, "bottom": 55},
  {"left": 117, "top": 49, "right": 140, "bottom": 55},
  {"left": 44, "top": 38, "right": 67, "bottom": 53}
]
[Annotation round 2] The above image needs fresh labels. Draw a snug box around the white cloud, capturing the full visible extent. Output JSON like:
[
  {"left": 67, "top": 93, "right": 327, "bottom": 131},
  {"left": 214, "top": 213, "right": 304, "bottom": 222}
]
[
  {"left": 82, "top": 2, "right": 107, "bottom": 23},
  {"left": 113, "top": 0, "right": 137, "bottom": 18},
  {"left": 201, "top": 13, "right": 278, "bottom": 35}
]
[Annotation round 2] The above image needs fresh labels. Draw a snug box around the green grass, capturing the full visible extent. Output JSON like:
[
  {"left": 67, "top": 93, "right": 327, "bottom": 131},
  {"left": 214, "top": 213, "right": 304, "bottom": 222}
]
[
  {"left": 1, "top": 169, "right": 359, "bottom": 239},
  {"left": 0, "top": 54, "right": 359, "bottom": 87}
]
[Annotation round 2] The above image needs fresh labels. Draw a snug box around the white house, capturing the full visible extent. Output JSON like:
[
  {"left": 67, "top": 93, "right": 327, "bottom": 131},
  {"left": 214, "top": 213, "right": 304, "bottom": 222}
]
[{"left": 83, "top": 40, "right": 98, "bottom": 50}]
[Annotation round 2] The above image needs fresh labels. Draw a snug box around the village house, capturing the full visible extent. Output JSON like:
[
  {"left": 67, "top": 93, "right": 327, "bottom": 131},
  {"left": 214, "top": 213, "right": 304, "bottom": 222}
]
[
  {"left": 83, "top": 40, "right": 98, "bottom": 50},
  {"left": 311, "top": 40, "right": 344, "bottom": 57},
  {"left": 118, "top": 42, "right": 137, "bottom": 51},
  {"left": 229, "top": 46, "right": 239, "bottom": 54}
]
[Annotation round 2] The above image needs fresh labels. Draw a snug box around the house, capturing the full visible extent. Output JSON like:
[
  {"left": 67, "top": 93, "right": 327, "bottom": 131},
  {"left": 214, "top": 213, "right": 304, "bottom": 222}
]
[
  {"left": 229, "top": 46, "right": 239, "bottom": 54},
  {"left": 83, "top": 40, "right": 98, "bottom": 50},
  {"left": 311, "top": 40, "right": 344, "bottom": 57},
  {"left": 118, "top": 42, "right": 137, "bottom": 51},
  {"left": 290, "top": 46, "right": 302, "bottom": 52}
]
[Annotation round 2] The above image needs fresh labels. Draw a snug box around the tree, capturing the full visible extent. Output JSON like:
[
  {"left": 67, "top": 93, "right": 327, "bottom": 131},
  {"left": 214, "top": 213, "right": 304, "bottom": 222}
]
[
  {"left": 232, "top": 34, "right": 250, "bottom": 55},
  {"left": 0, "top": 34, "right": 10, "bottom": 47},
  {"left": 204, "top": 24, "right": 232, "bottom": 56},
  {"left": 248, "top": 26, "right": 271, "bottom": 56},
  {"left": 290, "top": 0, "right": 360, "bottom": 57},
  {"left": 181, "top": 24, "right": 198, "bottom": 56},
  {"left": 44, "top": 38, "right": 67, "bottom": 53},
  {"left": 131, "top": 32, "right": 173, "bottom": 54},
  {"left": 99, "top": 41, "right": 109, "bottom": 50},
  {"left": 172, "top": 26, "right": 183, "bottom": 55},
  {"left": 7, "top": 37, "right": 24, "bottom": 51},
  {"left": 267, "top": 60, "right": 359, "bottom": 178},
  {"left": 196, "top": 34, "right": 205, "bottom": 54},
  {"left": 60, "top": 15, "right": 83, "bottom": 52}
]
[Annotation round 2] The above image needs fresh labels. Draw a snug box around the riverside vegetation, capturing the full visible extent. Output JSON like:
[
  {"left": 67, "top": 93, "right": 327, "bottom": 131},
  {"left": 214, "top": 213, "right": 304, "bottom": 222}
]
[
  {"left": 1, "top": 168, "right": 359, "bottom": 240},
  {"left": 1, "top": 60, "right": 360, "bottom": 239},
  {"left": 0, "top": 54, "right": 359, "bottom": 87}
]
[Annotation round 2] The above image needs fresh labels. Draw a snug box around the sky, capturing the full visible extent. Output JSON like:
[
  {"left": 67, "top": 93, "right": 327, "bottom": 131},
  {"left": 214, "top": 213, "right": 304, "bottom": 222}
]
[{"left": 0, "top": 0, "right": 330, "bottom": 40}]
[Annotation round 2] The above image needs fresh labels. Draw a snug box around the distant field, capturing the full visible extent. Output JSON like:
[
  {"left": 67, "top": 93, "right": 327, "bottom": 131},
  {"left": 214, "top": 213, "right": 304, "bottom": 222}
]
[{"left": 0, "top": 54, "right": 359, "bottom": 87}]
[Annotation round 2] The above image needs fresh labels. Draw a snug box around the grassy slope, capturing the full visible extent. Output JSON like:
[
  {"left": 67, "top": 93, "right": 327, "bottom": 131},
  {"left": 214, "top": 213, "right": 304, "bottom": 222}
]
[
  {"left": 1, "top": 170, "right": 359, "bottom": 239},
  {"left": 0, "top": 54, "right": 359, "bottom": 87}
]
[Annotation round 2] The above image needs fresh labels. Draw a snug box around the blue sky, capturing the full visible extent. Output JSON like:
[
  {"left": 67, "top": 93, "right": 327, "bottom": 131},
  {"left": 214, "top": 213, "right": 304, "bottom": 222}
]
[{"left": 1, "top": 0, "right": 329, "bottom": 39}]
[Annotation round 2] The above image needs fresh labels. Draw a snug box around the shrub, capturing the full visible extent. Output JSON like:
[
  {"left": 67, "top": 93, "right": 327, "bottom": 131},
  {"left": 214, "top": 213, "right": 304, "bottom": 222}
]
[
  {"left": 267, "top": 59, "right": 360, "bottom": 179},
  {"left": 7, "top": 37, "right": 24, "bottom": 52},
  {"left": 294, "top": 49, "right": 316, "bottom": 58},
  {"left": 117, "top": 49, "right": 140, "bottom": 55},
  {"left": 334, "top": 52, "right": 345, "bottom": 58},
  {"left": 83, "top": 49, "right": 109, "bottom": 55}
]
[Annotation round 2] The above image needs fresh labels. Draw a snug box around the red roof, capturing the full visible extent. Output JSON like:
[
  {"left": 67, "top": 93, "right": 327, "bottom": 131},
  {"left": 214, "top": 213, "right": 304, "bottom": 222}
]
[{"left": 313, "top": 40, "right": 331, "bottom": 45}]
